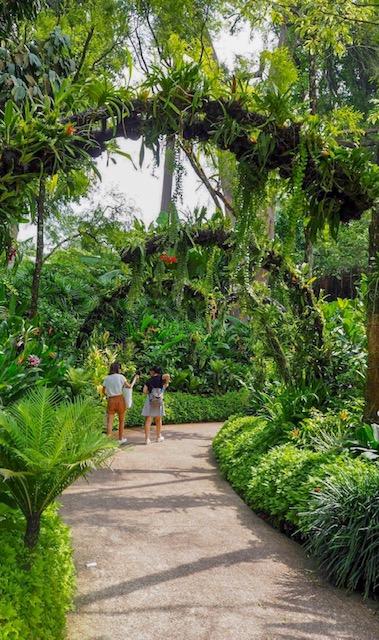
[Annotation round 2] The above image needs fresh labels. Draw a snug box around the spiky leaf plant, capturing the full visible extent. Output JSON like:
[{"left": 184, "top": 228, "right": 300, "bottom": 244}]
[
  {"left": 300, "top": 461, "right": 379, "bottom": 597},
  {"left": 0, "top": 387, "right": 116, "bottom": 548}
]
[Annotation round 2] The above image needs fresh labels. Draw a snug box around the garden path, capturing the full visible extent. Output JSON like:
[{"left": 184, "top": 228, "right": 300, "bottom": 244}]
[{"left": 62, "top": 422, "right": 379, "bottom": 640}]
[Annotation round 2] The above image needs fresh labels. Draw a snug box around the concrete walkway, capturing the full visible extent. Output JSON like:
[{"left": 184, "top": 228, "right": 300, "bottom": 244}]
[{"left": 62, "top": 423, "right": 379, "bottom": 640}]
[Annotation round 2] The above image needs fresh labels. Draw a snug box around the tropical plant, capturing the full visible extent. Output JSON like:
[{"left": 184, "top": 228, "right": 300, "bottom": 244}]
[
  {"left": 300, "top": 459, "right": 379, "bottom": 597},
  {"left": 348, "top": 422, "right": 379, "bottom": 462},
  {"left": 0, "top": 388, "right": 116, "bottom": 547}
]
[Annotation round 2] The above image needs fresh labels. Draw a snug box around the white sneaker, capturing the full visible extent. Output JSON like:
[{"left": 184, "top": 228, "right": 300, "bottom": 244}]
[
  {"left": 156, "top": 436, "right": 165, "bottom": 443},
  {"left": 145, "top": 438, "right": 151, "bottom": 445},
  {"left": 118, "top": 438, "right": 128, "bottom": 445}
]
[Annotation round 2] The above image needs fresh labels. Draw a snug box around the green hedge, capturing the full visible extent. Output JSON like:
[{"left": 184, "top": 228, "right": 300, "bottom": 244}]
[
  {"left": 246, "top": 444, "right": 337, "bottom": 525},
  {"left": 213, "top": 414, "right": 379, "bottom": 596},
  {"left": 0, "top": 506, "right": 75, "bottom": 640},
  {"left": 125, "top": 390, "right": 250, "bottom": 427}
]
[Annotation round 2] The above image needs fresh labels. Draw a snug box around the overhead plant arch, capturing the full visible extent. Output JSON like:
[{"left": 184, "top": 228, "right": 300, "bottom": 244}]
[
  {"left": 1, "top": 61, "right": 378, "bottom": 240},
  {"left": 1, "top": 59, "right": 379, "bottom": 404}
]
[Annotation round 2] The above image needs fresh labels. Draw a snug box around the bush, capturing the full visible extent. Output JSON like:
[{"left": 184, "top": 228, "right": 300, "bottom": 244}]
[
  {"left": 299, "top": 457, "right": 379, "bottom": 597},
  {"left": 213, "top": 415, "right": 295, "bottom": 494},
  {"left": 246, "top": 444, "right": 335, "bottom": 524},
  {"left": 298, "top": 409, "right": 353, "bottom": 451},
  {"left": 0, "top": 506, "right": 75, "bottom": 639},
  {"left": 125, "top": 390, "right": 250, "bottom": 427}
]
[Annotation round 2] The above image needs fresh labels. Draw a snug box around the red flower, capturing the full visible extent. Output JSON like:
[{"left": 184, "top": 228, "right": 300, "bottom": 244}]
[
  {"left": 159, "top": 253, "right": 177, "bottom": 264},
  {"left": 65, "top": 123, "right": 75, "bottom": 136}
]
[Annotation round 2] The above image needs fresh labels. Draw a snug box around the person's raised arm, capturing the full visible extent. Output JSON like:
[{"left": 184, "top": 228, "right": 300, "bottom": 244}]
[
  {"left": 130, "top": 374, "right": 139, "bottom": 388},
  {"left": 162, "top": 373, "right": 171, "bottom": 390},
  {"left": 123, "top": 373, "right": 139, "bottom": 389}
]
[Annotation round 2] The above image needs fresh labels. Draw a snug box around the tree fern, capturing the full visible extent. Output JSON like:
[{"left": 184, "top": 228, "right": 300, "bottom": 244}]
[{"left": 0, "top": 388, "right": 116, "bottom": 547}]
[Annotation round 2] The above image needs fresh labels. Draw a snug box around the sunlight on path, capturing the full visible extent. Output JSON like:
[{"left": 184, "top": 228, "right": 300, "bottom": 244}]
[{"left": 61, "top": 423, "right": 379, "bottom": 640}]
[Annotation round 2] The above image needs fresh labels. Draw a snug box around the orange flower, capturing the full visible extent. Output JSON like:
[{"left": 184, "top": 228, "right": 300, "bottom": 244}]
[
  {"left": 65, "top": 123, "right": 75, "bottom": 136},
  {"left": 159, "top": 253, "right": 177, "bottom": 264},
  {"left": 291, "top": 428, "right": 300, "bottom": 439}
]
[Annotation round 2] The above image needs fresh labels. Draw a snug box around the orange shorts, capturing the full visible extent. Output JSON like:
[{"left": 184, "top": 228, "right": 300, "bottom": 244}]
[{"left": 107, "top": 395, "right": 126, "bottom": 422}]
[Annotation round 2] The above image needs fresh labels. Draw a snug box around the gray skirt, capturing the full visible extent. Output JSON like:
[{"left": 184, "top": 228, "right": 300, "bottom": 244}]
[{"left": 141, "top": 394, "right": 165, "bottom": 418}]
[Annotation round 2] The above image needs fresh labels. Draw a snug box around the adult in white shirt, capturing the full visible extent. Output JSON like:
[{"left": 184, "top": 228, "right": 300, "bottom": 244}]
[{"left": 102, "top": 363, "right": 138, "bottom": 445}]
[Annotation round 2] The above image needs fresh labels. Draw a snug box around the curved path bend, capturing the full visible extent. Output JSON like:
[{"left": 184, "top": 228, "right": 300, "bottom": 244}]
[{"left": 62, "top": 423, "right": 379, "bottom": 640}]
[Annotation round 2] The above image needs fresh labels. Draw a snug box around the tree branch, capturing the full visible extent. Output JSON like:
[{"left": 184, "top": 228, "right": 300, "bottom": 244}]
[{"left": 73, "top": 26, "right": 95, "bottom": 83}]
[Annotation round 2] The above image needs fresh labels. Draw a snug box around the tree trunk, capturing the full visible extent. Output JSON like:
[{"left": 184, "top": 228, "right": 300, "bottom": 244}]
[
  {"left": 306, "top": 53, "right": 318, "bottom": 270},
  {"left": 24, "top": 512, "right": 41, "bottom": 549},
  {"left": 308, "top": 53, "right": 318, "bottom": 115},
  {"left": 160, "top": 135, "right": 175, "bottom": 213},
  {"left": 29, "top": 178, "right": 46, "bottom": 318},
  {"left": 304, "top": 228, "right": 314, "bottom": 276},
  {"left": 364, "top": 204, "right": 379, "bottom": 422}
]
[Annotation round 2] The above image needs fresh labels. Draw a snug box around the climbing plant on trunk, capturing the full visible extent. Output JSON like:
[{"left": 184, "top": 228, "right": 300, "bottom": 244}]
[
  {"left": 364, "top": 200, "right": 379, "bottom": 422},
  {"left": 29, "top": 177, "right": 46, "bottom": 318}
]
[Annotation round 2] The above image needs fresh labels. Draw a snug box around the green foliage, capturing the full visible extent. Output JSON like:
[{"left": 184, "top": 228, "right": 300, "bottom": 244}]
[
  {"left": 0, "top": 305, "right": 68, "bottom": 407},
  {"left": 83, "top": 311, "right": 256, "bottom": 395},
  {"left": 298, "top": 409, "right": 353, "bottom": 451},
  {"left": 0, "top": 28, "right": 75, "bottom": 105},
  {"left": 314, "top": 216, "right": 369, "bottom": 276},
  {"left": 125, "top": 390, "right": 250, "bottom": 427},
  {"left": 213, "top": 416, "right": 275, "bottom": 494},
  {"left": 0, "top": 387, "right": 116, "bottom": 546},
  {"left": 348, "top": 422, "right": 379, "bottom": 462},
  {"left": 213, "top": 384, "right": 379, "bottom": 596},
  {"left": 300, "top": 458, "right": 379, "bottom": 596},
  {"left": 0, "top": 506, "right": 75, "bottom": 640},
  {"left": 322, "top": 298, "right": 366, "bottom": 396},
  {"left": 246, "top": 444, "right": 334, "bottom": 525}
]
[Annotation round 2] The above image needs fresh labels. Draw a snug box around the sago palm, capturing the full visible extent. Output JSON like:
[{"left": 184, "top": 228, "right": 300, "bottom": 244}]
[{"left": 0, "top": 387, "right": 116, "bottom": 548}]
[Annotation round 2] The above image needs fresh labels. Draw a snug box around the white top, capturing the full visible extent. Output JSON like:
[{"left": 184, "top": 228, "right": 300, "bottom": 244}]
[{"left": 103, "top": 374, "right": 127, "bottom": 397}]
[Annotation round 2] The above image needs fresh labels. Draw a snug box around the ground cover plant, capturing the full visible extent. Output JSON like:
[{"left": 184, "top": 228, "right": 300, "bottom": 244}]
[
  {"left": 0, "top": 506, "right": 75, "bottom": 640},
  {"left": 213, "top": 386, "right": 379, "bottom": 597}
]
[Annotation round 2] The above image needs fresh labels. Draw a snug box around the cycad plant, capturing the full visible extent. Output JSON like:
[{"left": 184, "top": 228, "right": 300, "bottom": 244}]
[{"left": 0, "top": 388, "right": 116, "bottom": 548}]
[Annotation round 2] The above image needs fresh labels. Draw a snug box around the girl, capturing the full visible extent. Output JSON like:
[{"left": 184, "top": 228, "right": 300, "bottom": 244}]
[
  {"left": 102, "top": 363, "right": 139, "bottom": 444},
  {"left": 142, "top": 366, "right": 170, "bottom": 445}
]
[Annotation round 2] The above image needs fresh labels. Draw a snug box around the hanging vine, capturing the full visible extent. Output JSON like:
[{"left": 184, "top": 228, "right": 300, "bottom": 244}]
[{"left": 283, "top": 133, "right": 308, "bottom": 254}]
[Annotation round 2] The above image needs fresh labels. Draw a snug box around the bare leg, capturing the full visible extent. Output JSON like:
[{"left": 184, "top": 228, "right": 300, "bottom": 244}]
[
  {"left": 144, "top": 416, "right": 152, "bottom": 442},
  {"left": 118, "top": 408, "right": 126, "bottom": 441},
  {"left": 155, "top": 416, "right": 162, "bottom": 440},
  {"left": 107, "top": 413, "right": 114, "bottom": 437}
]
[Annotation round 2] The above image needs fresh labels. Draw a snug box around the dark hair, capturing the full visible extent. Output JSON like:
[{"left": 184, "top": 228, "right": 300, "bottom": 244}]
[
  {"left": 109, "top": 363, "right": 121, "bottom": 374},
  {"left": 150, "top": 366, "right": 162, "bottom": 375}
]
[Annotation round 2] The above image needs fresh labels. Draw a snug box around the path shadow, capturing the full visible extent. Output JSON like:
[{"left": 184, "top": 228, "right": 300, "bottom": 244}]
[
  {"left": 77, "top": 542, "right": 277, "bottom": 607},
  {"left": 63, "top": 488, "right": 236, "bottom": 529},
  {"left": 261, "top": 573, "right": 379, "bottom": 640}
]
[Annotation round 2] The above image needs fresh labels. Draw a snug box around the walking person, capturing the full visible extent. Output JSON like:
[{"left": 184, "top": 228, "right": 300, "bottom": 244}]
[
  {"left": 142, "top": 366, "right": 170, "bottom": 445},
  {"left": 102, "top": 363, "right": 139, "bottom": 445}
]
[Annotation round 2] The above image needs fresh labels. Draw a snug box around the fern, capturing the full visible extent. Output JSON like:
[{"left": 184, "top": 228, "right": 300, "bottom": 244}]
[{"left": 0, "top": 388, "right": 115, "bottom": 547}]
